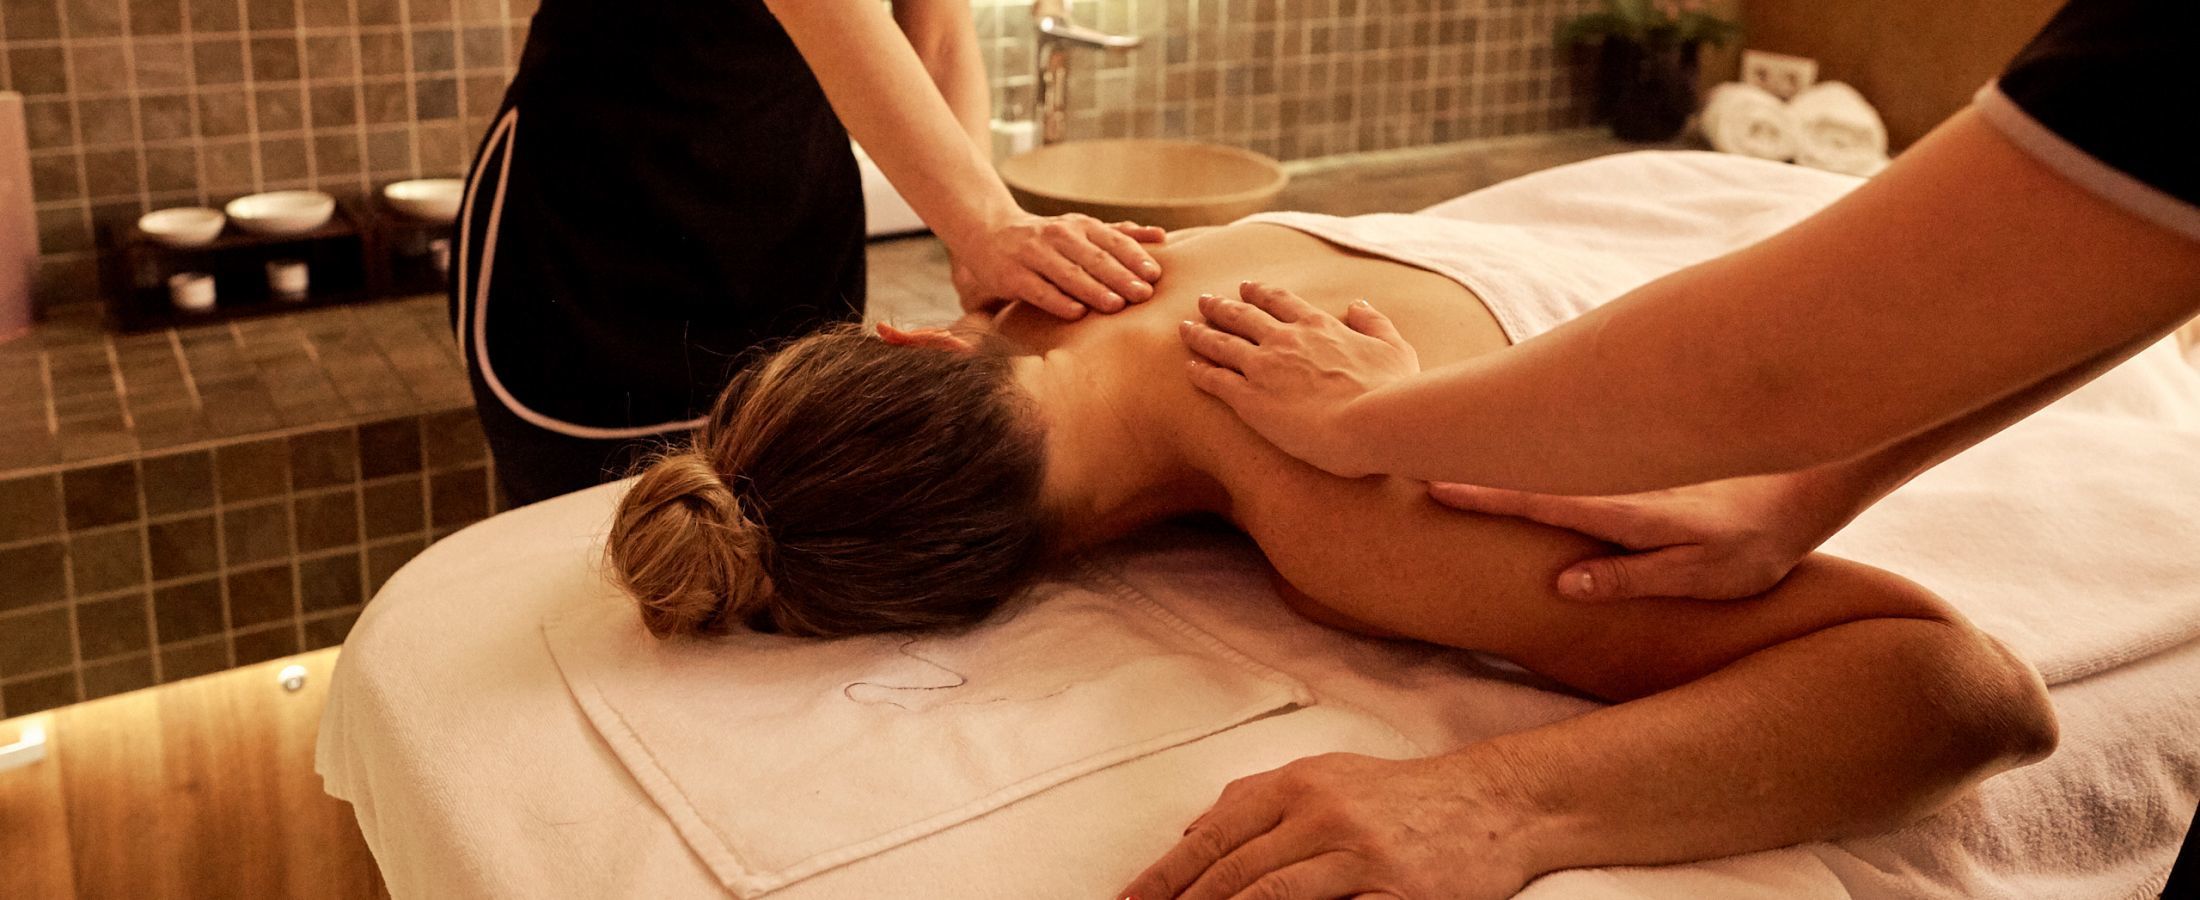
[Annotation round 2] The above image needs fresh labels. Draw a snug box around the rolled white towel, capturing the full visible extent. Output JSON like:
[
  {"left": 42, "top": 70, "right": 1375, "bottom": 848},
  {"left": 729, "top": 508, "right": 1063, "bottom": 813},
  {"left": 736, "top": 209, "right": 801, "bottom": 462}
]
[
  {"left": 1788, "top": 81, "right": 1890, "bottom": 176},
  {"left": 1699, "top": 82, "right": 1800, "bottom": 162}
]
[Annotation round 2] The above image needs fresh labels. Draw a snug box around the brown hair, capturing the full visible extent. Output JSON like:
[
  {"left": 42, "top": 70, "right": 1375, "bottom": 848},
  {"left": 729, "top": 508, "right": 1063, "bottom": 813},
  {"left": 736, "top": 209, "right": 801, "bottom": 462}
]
[{"left": 607, "top": 324, "right": 1052, "bottom": 639}]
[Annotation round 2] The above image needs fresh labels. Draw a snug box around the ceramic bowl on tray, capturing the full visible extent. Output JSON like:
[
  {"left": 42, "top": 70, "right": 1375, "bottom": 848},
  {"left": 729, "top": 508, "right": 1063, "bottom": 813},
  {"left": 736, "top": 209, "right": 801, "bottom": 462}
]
[
  {"left": 137, "top": 207, "right": 227, "bottom": 247},
  {"left": 225, "top": 190, "right": 337, "bottom": 236},
  {"left": 382, "top": 179, "right": 465, "bottom": 224}
]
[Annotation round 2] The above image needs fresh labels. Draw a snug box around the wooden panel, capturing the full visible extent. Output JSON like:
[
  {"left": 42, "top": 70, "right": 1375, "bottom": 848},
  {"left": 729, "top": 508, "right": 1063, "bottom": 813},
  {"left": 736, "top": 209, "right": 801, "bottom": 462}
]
[
  {"left": 1, "top": 93, "right": 36, "bottom": 335},
  {"left": 1740, "top": 0, "right": 2065, "bottom": 148},
  {"left": 0, "top": 649, "right": 384, "bottom": 900},
  {"left": 0, "top": 714, "right": 77, "bottom": 900},
  {"left": 58, "top": 687, "right": 173, "bottom": 899}
]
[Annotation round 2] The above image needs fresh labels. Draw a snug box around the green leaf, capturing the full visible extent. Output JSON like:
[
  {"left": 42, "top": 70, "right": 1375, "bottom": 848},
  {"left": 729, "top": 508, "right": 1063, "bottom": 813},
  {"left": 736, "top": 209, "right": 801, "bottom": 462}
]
[
  {"left": 1608, "top": 0, "right": 1655, "bottom": 27},
  {"left": 1674, "top": 11, "right": 1744, "bottom": 47},
  {"left": 1556, "top": 10, "right": 1638, "bottom": 46}
]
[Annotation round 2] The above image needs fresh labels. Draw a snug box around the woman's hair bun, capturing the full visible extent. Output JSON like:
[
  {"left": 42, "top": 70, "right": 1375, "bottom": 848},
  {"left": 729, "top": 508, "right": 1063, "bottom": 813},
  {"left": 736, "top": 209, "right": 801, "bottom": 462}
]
[{"left": 607, "top": 448, "right": 776, "bottom": 638}]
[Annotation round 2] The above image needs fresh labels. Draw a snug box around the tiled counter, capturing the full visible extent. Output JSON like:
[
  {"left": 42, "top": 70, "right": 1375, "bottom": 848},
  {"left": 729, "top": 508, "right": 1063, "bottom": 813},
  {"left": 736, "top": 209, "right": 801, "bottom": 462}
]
[{"left": 0, "top": 296, "right": 494, "bottom": 716}]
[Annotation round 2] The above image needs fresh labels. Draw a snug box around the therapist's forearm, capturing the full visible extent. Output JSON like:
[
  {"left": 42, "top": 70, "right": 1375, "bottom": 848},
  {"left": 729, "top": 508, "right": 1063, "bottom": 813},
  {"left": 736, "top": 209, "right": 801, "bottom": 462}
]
[
  {"left": 1346, "top": 110, "right": 2200, "bottom": 494},
  {"left": 893, "top": 0, "right": 992, "bottom": 153},
  {"left": 1482, "top": 616, "right": 2052, "bottom": 879},
  {"left": 766, "top": 0, "right": 1018, "bottom": 250},
  {"left": 1827, "top": 327, "right": 2175, "bottom": 507}
]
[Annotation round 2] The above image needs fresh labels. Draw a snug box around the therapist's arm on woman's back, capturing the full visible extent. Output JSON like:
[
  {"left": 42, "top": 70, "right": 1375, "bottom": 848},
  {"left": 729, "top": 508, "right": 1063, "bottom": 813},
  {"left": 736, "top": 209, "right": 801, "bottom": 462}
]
[
  {"left": 1188, "top": 109, "right": 2200, "bottom": 493},
  {"left": 765, "top": 0, "right": 1167, "bottom": 320},
  {"left": 1433, "top": 324, "right": 2177, "bottom": 601}
]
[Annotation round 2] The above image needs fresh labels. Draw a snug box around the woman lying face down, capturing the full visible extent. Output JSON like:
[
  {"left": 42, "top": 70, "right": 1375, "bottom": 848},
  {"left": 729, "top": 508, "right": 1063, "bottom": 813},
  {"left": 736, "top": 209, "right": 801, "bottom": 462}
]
[
  {"left": 608, "top": 322, "right": 1053, "bottom": 638},
  {"left": 607, "top": 222, "right": 2057, "bottom": 892}
]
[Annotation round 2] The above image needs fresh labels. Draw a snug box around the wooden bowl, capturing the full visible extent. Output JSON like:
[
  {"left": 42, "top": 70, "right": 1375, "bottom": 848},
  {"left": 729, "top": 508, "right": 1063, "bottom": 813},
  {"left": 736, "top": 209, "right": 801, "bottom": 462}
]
[{"left": 998, "top": 139, "right": 1289, "bottom": 231}]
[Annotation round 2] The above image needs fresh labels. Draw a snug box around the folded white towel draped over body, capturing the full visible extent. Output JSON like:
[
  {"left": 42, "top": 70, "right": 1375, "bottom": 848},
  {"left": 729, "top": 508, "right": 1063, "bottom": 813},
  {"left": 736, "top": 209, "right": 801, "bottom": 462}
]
[
  {"left": 1700, "top": 82, "right": 1801, "bottom": 162},
  {"left": 319, "top": 152, "right": 2200, "bottom": 900},
  {"left": 1787, "top": 81, "right": 1891, "bottom": 176}
]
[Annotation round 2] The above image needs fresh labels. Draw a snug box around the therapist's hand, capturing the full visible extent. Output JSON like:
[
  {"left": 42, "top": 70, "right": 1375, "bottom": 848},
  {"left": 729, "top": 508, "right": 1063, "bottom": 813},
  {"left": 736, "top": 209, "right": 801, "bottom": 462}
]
[
  {"left": 1180, "top": 282, "right": 1419, "bottom": 478},
  {"left": 1121, "top": 751, "right": 1537, "bottom": 900},
  {"left": 1428, "top": 467, "right": 1868, "bottom": 601},
  {"left": 954, "top": 212, "right": 1167, "bottom": 319}
]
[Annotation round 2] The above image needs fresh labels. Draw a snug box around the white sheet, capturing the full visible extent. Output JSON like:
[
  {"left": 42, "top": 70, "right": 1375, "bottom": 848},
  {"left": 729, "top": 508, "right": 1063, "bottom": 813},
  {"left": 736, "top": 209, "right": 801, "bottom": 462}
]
[
  {"left": 319, "top": 482, "right": 2200, "bottom": 900},
  {"left": 319, "top": 489, "right": 1850, "bottom": 900},
  {"left": 320, "top": 152, "right": 2200, "bottom": 899}
]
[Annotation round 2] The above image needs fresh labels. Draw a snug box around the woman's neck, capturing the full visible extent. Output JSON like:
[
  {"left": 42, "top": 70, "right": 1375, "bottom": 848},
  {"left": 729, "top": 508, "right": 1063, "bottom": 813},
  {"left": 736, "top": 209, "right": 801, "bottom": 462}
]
[{"left": 1013, "top": 346, "right": 1229, "bottom": 552}]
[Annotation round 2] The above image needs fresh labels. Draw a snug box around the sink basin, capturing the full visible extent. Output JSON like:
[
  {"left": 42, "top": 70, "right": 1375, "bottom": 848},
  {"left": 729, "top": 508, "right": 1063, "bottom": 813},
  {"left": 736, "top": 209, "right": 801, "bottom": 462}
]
[{"left": 998, "top": 139, "right": 1288, "bottom": 231}]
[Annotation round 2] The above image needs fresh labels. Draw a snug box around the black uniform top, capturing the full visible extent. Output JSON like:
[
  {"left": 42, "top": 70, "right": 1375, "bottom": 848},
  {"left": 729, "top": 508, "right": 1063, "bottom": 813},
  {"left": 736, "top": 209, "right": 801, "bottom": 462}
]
[
  {"left": 1981, "top": 0, "right": 2200, "bottom": 241},
  {"left": 465, "top": 0, "right": 865, "bottom": 435}
]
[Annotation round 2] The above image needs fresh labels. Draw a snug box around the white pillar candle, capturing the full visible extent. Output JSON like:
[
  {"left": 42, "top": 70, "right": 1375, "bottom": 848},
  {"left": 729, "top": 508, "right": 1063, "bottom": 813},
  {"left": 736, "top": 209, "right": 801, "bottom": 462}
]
[
  {"left": 169, "top": 272, "right": 216, "bottom": 312},
  {"left": 266, "top": 259, "right": 309, "bottom": 301}
]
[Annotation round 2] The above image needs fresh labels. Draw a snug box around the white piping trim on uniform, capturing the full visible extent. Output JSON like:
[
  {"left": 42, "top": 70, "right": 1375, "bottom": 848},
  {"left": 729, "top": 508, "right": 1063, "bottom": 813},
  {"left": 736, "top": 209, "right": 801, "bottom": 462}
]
[
  {"left": 452, "top": 109, "right": 515, "bottom": 376},
  {"left": 1975, "top": 82, "right": 2200, "bottom": 245},
  {"left": 461, "top": 107, "right": 712, "bottom": 440}
]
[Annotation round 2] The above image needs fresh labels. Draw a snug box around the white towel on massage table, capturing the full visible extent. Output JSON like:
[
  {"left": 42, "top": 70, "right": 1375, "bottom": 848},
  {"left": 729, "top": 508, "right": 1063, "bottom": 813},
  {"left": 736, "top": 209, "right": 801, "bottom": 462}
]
[
  {"left": 320, "top": 151, "right": 2200, "bottom": 899},
  {"left": 542, "top": 574, "right": 1334, "bottom": 896}
]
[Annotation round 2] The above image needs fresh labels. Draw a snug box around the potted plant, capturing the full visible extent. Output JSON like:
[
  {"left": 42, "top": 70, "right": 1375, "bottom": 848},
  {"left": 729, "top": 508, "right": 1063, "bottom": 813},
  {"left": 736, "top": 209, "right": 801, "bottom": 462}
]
[{"left": 1559, "top": 0, "right": 1743, "bottom": 142}]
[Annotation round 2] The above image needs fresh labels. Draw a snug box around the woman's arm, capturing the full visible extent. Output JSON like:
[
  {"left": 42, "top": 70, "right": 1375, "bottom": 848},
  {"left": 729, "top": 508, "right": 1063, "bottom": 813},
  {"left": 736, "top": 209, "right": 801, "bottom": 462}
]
[
  {"left": 1123, "top": 585, "right": 2055, "bottom": 899},
  {"left": 1119, "top": 438, "right": 2057, "bottom": 897},
  {"left": 1187, "top": 109, "right": 2200, "bottom": 492},
  {"left": 763, "top": 0, "right": 1164, "bottom": 319},
  {"left": 1489, "top": 595, "right": 2055, "bottom": 872},
  {"left": 890, "top": 0, "right": 990, "bottom": 153}
]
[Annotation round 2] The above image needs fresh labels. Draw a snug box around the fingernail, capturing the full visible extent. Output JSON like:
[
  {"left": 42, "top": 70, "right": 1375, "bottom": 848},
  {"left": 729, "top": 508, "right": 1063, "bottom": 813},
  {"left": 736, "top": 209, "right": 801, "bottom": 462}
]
[
  {"left": 1180, "top": 319, "right": 1197, "bottom": 329},
  {"left": 1107, "top": 292, "right": 1125, "bottom": 309},
  {"left": 1143, "top": 261, "right": 1161, "bottom": 277},
  {"left": 1351, "top": 298, "right": 1370, "bottom": 308},
  {"left": 1563, "top": 570, "right": 1594, "bottom": 598},
  {"left": 1131, "top": 279, "right": 1149, "bottom": 294}
]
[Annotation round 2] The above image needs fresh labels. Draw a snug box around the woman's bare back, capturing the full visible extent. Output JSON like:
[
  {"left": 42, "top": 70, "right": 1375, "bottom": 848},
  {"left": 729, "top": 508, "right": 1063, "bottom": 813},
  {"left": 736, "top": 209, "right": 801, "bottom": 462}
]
[{"left": 993, "top": 222, "right": 1960, "bottom": 702}]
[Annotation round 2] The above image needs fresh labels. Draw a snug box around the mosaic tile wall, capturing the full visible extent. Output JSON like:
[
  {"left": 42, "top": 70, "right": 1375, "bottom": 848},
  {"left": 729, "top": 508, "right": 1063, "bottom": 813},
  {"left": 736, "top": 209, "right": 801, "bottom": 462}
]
[
  {"left": 976, "top": 0, "right": 1602, "bottom": 162},
  {"left": 0, "top": 408, "right": 497, "bottom": 717},
  {"left": 5, "top": 0, "right": 1606, "bottom": 314},
  {"left": 0, "top": 0, "right": 536, "bottom": 312}
]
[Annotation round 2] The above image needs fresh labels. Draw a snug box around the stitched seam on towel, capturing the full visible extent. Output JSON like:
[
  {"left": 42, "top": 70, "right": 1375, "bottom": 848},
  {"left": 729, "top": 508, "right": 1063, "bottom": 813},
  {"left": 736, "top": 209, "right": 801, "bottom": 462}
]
[
  {"left": 1072, "top": 555, "right": 1431, "bottom": 757},
  {"left": 1236, "top": 211, "right": 1536, "bottom": 345},
  {"left": 2047, "top": 629, "right": 2200, "bottom": 687},
  {"left": 758, "top": 572, "right": 1320, "bottom": 885},
  {"left": 770, "top": 689, "right": 1307, "bottom": 889},
  {"left": 538, "top": 611, "right": 768, "bottom": 893},
  {"left": 1070, "top": 555, "right": 1316, "bottom": 705}
]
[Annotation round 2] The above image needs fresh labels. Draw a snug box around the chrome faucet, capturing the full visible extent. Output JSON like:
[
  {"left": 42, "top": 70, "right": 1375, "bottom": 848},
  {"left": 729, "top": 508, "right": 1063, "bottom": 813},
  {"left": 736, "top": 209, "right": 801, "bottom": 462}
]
[{"left": 1033, "top": 0, "right": 1140, "bottom": 145}]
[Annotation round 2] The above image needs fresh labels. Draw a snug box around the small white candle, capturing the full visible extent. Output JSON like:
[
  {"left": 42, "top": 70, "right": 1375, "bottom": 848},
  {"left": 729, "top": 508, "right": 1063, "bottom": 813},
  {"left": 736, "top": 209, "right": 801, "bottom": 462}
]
[
  {"left": 266, "top": 259, "right": 309, "bottom": 301},
  {"left": 169, "top": 272, "right": 216, "bottom": 312}
]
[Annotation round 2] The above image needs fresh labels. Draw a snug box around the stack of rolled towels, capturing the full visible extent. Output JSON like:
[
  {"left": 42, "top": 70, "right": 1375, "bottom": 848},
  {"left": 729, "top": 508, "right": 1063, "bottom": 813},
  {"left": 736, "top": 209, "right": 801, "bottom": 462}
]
[{"left": 1699, "top": 81, "right": 1890, "bottom": 176}]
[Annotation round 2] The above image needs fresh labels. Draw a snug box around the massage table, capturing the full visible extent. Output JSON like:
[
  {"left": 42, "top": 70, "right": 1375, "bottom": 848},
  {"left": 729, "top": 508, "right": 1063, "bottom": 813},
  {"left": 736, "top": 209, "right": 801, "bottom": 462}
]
[{"left": 319, "top": 154, "right": 2200, "bottom": 899}]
